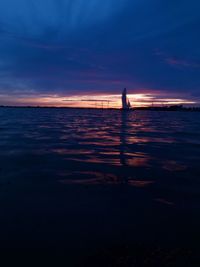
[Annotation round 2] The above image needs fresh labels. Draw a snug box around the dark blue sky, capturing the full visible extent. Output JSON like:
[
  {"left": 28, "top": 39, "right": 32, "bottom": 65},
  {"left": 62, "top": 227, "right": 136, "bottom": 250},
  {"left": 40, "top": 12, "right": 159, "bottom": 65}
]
[{"left": 0, "top": 0, "right": 200, "bottom": 105}]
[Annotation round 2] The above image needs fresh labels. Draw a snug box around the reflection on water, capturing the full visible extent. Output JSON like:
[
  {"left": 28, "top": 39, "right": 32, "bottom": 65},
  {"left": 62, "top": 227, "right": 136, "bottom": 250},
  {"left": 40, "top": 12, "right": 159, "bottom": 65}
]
[
  {"left": 162, "top": 160, "right": 188, "bottom": 171},
  {"left": 155, "top": 198, "right": 174, "bottom": 206},
  {"left": 0, "top": 108, "right": 200, "bottom": 204},
  {"left": 120, "top": 111, "right": 151, "bottom": 168},
  {"left": 1, "top": 108, "right": 200, "bottom": 259},
  {"left": 120, "top": 111, "right": 129, "bottom": 166}
]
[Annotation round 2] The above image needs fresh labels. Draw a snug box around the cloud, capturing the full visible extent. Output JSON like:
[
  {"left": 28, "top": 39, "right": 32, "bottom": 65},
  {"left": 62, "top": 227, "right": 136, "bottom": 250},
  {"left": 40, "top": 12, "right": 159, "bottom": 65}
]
[
  {"left": 0, "top": 0, "right": 200, "bottom": 105},
  {"left": 0, "top": 0, "right": 126, "bottom": 38},
  {"left": 155, "top": 50, "right": 200, "bottom": 69},
  {"left": 166, "top": 57, "right": 200, "bottom": 68}
]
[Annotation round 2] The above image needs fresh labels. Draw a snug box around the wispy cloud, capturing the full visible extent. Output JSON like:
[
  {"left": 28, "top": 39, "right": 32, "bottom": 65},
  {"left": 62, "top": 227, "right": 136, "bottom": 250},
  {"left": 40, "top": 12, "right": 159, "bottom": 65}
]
[
  {"left": 155, "top": 49, "right": 200, "bottom": 69},
  {"left": 0, "top": 1, "right": 200, "bottom": 105},
  {"left": 165, "top": 57, "right": 200, "bottom": 68}
]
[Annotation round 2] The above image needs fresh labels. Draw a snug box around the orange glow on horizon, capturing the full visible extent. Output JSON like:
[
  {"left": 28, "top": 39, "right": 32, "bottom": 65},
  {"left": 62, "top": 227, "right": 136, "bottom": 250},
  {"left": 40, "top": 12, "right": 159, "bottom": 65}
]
[{"left": 0, "top": 93, "right": 197, "bottom": 108}]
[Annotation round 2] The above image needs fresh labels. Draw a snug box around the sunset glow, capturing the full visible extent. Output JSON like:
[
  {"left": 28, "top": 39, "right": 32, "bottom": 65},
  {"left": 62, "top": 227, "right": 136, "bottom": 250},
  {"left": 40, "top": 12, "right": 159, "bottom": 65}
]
[{"left": 1, "top": 92, "right": 196, "bottom": 108}]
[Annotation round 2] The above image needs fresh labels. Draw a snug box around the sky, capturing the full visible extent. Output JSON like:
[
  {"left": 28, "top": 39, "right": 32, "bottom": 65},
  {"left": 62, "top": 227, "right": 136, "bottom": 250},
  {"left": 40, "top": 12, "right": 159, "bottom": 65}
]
[{"left": 0, "top": 0, "right": 200, "bottom": 107}]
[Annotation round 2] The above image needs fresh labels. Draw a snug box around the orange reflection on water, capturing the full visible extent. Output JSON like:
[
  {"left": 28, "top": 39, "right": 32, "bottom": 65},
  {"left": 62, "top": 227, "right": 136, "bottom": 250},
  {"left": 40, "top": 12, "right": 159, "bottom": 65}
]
[
  {"left": 128, "top": 180, "right": 154, "bottom": 187},
  {"left": 67, "top": 157, "right": 121, "bottom": 166},
  {"left": 52, "top": 148, "right": 91, "bottom": 155},
  {"left": 59, "top": 171, "right": 155, "bottom": 188},
  {"left": 127, "top": 157, "right": 150, "bottom": 167},
  {"left": 59, "top": 171, "right": 120, "bottom": 185},
  {"left": 128, "top": 136, "right": 176, "bottom": 144},
  {"left": 163, "top": 160, "right": 187, "bottom": 171}
]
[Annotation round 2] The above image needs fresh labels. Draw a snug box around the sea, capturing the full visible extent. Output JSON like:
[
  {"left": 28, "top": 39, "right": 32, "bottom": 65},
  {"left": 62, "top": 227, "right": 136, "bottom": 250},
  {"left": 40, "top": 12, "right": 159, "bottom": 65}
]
[{"left": 0, "top": 107, "right": 200, "bottom": 266}]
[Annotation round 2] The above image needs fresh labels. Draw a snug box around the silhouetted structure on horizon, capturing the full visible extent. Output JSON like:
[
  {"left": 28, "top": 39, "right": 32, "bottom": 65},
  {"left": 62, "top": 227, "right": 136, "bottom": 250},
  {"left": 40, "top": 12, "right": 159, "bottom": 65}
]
[{"left": 122, "top": 88, "right": 131, "bottom": 110}]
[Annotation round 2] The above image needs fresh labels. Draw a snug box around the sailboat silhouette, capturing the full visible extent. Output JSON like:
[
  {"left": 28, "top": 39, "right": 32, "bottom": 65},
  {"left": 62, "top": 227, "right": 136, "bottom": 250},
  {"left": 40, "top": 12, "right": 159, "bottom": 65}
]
[{"left": 122, "top": 88, "right": 132, "bottom": 110}]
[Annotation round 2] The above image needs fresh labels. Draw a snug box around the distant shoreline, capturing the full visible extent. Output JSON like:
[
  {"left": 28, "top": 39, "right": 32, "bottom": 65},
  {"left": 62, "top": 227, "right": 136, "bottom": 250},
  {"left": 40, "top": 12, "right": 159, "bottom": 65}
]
[{"left": 0, "top": 105, "right": 200, "bottom": 112}]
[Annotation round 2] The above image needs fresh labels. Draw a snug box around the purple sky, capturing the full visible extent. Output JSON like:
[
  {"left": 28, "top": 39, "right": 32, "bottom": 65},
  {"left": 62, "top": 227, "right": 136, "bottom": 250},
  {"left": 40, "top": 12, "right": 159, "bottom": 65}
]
[{"left": 0, "top": 0, "right": 200, "bottom": 106}]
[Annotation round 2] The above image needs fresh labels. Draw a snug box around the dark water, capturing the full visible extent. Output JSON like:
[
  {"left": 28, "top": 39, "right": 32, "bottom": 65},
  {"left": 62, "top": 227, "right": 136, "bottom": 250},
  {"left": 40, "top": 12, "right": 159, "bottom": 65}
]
[{"left": 0, "top": 108, "right": 200, "bottom": 265}]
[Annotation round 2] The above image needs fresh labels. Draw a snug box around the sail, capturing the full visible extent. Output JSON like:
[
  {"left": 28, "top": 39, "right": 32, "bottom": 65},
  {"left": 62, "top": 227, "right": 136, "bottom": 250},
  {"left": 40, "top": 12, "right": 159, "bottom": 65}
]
[{"left": 122, "top": 88, "right": 131, "bottom": 110}]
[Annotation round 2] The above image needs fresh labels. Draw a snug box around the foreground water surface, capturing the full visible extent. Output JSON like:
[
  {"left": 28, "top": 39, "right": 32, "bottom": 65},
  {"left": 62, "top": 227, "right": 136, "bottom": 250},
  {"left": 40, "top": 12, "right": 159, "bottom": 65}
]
[{"left": 0, "top": 108, "right": 200, "bottom": 265}]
